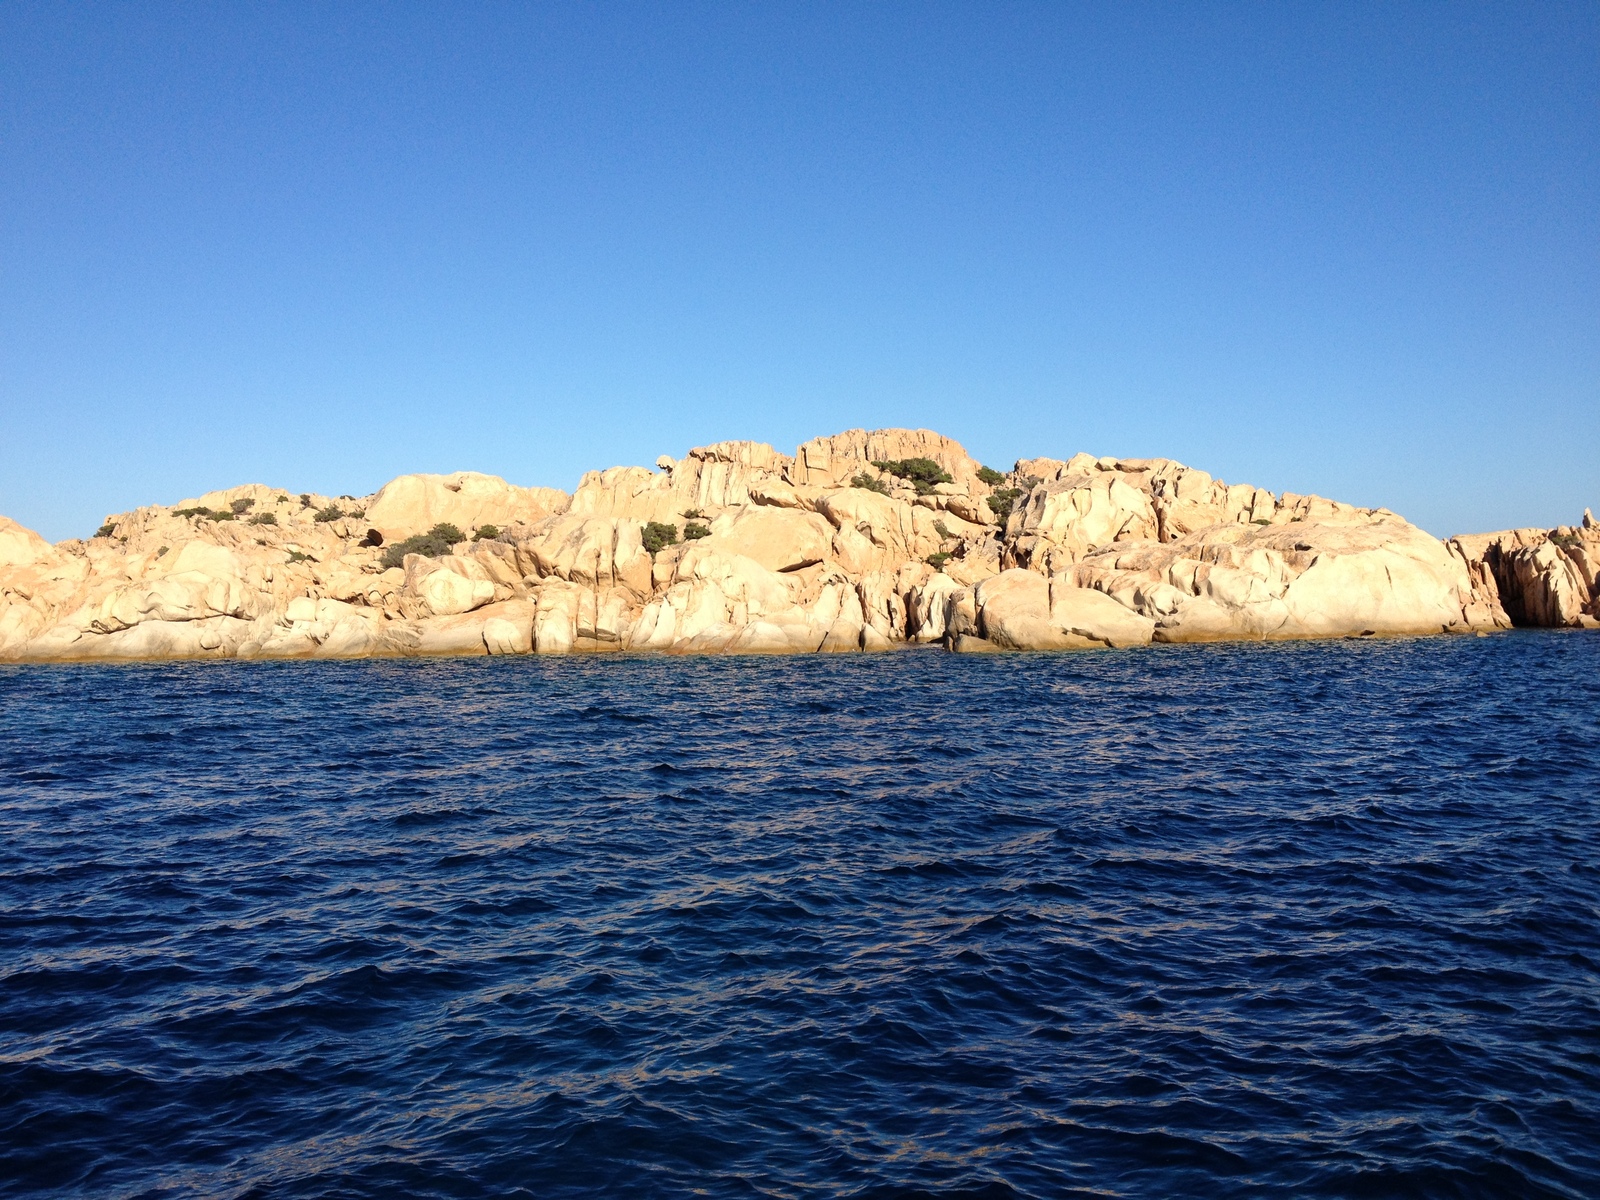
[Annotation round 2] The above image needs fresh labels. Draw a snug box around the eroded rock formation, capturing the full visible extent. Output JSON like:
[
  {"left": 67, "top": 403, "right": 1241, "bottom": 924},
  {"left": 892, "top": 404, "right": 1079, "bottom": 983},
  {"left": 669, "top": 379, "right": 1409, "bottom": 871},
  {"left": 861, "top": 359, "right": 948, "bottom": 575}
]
[
  {"left": 1, "top": 428, "right": 1587, "bottom": 662},
  {"left": 1449, "top": 509, "right": 1600, "bottom": 631}
]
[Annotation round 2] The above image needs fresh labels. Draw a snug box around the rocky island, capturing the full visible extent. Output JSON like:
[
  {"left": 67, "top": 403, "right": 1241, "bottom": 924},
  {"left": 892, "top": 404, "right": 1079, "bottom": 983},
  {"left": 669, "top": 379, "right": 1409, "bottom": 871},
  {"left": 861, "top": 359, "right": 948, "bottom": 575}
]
[{"left": 1, "top": 428, "right": 1595, "bottom": 662}]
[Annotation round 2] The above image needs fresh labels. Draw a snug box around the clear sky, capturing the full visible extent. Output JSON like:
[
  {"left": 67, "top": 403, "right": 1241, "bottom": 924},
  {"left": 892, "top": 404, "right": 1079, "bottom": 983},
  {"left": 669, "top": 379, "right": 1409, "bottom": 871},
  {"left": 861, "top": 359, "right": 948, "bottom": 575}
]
[{"left": 2, "top": 2, "right": 1595, "bottom": 541}]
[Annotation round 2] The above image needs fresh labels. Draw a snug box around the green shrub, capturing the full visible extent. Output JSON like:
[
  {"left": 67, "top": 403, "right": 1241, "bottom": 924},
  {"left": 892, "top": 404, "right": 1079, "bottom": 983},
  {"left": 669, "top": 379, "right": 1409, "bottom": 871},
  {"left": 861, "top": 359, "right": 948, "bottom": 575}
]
[
  {"left": 230, "top": 498, "right": 255, "bottom": 514},
  {"left": 1551, "top": 531, "right": 1581, "bottom": 549},
  {"left": 926, "top": 551, "right": 952, "bottom": 570},
  {"left": 682, "top": 507, "right": 707, "bottom": 521},
  {"left": 313, "top": 505, "right": 345, "bottom": 523},
  {"left": 94, "top": 522, "right": 117, "bottom": 538},
  {"left": 156, "top": 546, "right": 169, "bottom": 557},
  {"left": 286, "top": 550, "right": 311, "bottom": 563},
  {"left": 379, "top": 522, "right": 466, "bottom": 569},
  {"left": 248, "top": 512, "right": 278, "bottom": 526},
  {"left": 683, "top": 521, "right": 711, "bottom": 540},
  {"left": 985, "top": 487, "right": 1023, "bottom": 524},
  {"left": 976, "top": 465, "right": 1006, "bottom": 486},
  {"left": 173, "top": 506, "right": 234, "bottom": 522},
  {"left": 933, "top": 520, "right": 955, "bottom": 541},
  {"left": 472, "top": 524, "right": 501, "bottom": 542},
  {"left": 1251, "top": 518, "right": 1272, "bottom": 526},
  {"left": 850, "top": 472, "right": 890, "bottom": 495},
  {"left": 872, "top": 457, "right": 953, "bottom": 495},
  {"left": 299, "top": 493, "right": 312, "bottom": 507},
  {"left": 642, "top": 521, "right": 679, "bottom": 555}
]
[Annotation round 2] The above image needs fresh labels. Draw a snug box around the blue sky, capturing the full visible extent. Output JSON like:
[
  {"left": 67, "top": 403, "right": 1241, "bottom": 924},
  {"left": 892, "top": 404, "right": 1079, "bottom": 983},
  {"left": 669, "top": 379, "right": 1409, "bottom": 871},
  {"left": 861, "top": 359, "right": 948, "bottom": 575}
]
[{"left": 2, "top": 2, "right": 1595, "bottom": 540}]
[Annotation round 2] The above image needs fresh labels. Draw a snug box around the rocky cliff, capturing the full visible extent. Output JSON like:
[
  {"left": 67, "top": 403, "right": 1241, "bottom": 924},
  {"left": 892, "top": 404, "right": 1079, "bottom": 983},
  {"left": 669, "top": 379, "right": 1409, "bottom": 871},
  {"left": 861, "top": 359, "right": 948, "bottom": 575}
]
[{"left": 1, "top": 428, "right": 1592, "bottom": 662}]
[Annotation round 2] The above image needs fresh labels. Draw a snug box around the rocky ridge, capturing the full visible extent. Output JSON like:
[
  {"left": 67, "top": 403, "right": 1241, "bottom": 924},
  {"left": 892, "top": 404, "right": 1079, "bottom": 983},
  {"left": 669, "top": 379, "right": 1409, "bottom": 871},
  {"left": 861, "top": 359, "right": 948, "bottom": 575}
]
[{"left": 1, "top": 428, "right": 1594, "bottom": 661}]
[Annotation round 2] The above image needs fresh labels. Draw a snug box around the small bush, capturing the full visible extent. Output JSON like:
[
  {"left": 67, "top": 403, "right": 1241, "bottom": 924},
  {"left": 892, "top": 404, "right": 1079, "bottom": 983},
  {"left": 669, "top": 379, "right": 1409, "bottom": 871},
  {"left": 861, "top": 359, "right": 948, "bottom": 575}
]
[
  {"left": 850, "top": 472, "right": 890, "bottom": 495},
  {"left": 642, "top": 521, "right": 679, "bottom": 555},
  {"left": 230, "top": 498, "right": 255, "bottom": 514},
  {"left": 313, "top": 505, "right": 345, "bottom": 523},
  {"left": 1551, "top": 531, "right": 1581, "bottom": 549},
  {"left": 174, "top": 506, "right": 235, "bottom": 522},
  {"left": 682, "top": 508, "right": 707, "bottom": 521},
  {"left": 248, "top": 512, "right": 278, "bottom": 526},
  {"left": 156, "top": 546, "right": 169, "bottom": 558},
  {"left": 985, "top": 488, "right": 1023, "bottom": 524},
  {"left": 299, "top": 493, "right": 312, "bottom": 507},
  {"left": 286, "top": 550, "right": 312, "bottom": 563},
  {"left": 95, "top": 522, "right": 117, "bottom": 538},
  {"left": 379, "top": 523, "right": 465, "bottom": 569},
  {"left": 872, "top": 457, "right": 953, "bottom": 495},
  {"left": 926, "top": 551, "right": 952, "bottom": 570},
  {"left": 472, "top": 524, "right": 501, "bottom": 542},
  {"left": 933, "top": 520, "right": 955, "bottom": 541},
  {"left": 1251, "top": 518, "right": 1272, "bottom": 526},
  {"left": 976, "top": 465, "right": 1006, "bottom": 486},
  {"left": 683, "top": 521, "right": 711, "bottom": 540}
]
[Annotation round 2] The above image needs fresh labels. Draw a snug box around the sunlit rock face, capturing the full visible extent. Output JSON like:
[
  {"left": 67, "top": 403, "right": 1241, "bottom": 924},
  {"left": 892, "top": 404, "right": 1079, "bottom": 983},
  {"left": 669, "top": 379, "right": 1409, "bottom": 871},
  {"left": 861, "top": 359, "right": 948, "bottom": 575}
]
[{"left": 6, "top": 426, "right": 1575, "bottom": 662}]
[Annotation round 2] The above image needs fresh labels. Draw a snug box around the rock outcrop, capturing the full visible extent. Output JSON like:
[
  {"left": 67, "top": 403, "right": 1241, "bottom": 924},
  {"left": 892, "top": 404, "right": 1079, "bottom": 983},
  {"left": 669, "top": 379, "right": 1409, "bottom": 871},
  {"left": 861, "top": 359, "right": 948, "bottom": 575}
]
[
  {"left": 1449, "top": 509, "right": 1600, "bottom": 630},
  {"left": 2, "top": 427, "right": 1578, "bottom": 663}
]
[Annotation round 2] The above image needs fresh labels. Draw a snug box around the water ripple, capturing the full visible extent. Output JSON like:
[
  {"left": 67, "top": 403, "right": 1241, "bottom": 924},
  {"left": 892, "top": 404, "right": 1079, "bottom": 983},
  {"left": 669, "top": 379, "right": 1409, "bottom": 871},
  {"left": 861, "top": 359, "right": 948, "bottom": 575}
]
[{"left": 1, "top": 633, "right": 1597, "bottom": 1197}]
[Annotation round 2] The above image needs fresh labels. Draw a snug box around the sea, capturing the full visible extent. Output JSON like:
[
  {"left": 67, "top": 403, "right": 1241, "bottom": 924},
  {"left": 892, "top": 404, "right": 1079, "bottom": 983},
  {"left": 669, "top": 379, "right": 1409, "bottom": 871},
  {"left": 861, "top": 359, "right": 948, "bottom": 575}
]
[{"left": 1, "top": 632, "right": 1596, "bottom": 1199}]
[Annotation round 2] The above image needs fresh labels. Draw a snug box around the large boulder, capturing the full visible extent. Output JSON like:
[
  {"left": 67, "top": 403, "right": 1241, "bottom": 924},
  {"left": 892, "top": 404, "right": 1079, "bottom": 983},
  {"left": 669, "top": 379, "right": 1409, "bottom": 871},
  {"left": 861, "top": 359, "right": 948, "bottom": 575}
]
[
  {"left": 707, "top": 507, "right": 834, "bottom": 573},
  {"left": 0, "top": 516, "right": 58, "bottom": 569},
  {"left": 366, "top": 471, "right": 568, "bottom": 541},
  {"left": 973, "top": 569, "right": 1154, "bottom": 650},
  {"left": 789, "top": 428, "right": 987, "bottom": 491},
  {"left": 1069, "top": 515, "right": 1502, "bottom": 641}
]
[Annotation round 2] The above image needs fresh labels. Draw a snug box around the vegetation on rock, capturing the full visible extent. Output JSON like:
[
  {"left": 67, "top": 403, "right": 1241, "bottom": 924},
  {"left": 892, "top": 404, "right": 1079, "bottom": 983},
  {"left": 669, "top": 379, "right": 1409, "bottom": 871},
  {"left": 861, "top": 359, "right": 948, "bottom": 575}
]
[
  {"left": 976, "top": 465, "right": 1006, "bottom": 486},
  {"left": 985, "top": 488, "right": 1023, "bottom": 524},
  {"left": 850, "top": 472, "right": 890, "bottom": 495},
  {"left": 313, "top": 505, "right": 345, "bottom": 523},
  {"left": 379, "top": 523, "right": 465, "bottom": 569},
  {"left": 248, "top": 513, "right": 278, "bottom": 526},
  {"left": 683, "top": 521, "right": 711, "bottom": 541},
  {"left": 872, "top": 457, "right": 953, "bottom": 495},
  {"left": 642, "top": 522, "right": 679, "bottom": 555},
  {"left": 174, "top": 507, "right": 235, "bottom": 522},
  {"left": 230, "top": 498, "right": 255, "bottom": 514},
  {"left": 472, "top": 525, "right": 501, "bottom": 542}
]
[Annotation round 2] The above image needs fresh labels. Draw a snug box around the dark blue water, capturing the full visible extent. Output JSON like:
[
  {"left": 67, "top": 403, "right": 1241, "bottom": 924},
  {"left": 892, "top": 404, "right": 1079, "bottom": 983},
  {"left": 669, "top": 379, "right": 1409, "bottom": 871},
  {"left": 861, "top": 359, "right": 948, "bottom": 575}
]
[{"left": 1, "top": 635, "right": 1597, "bottom": 1199}]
